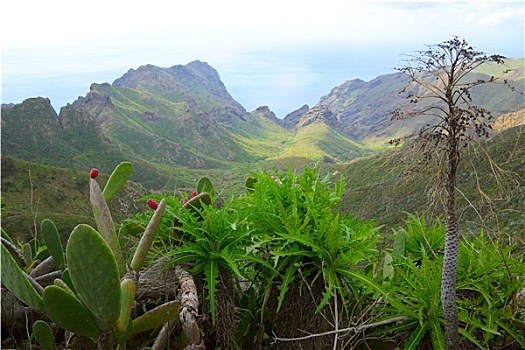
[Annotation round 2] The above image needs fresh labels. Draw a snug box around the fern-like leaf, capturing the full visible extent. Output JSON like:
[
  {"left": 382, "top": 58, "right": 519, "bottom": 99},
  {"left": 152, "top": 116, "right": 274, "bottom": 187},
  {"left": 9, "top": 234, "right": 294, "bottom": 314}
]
[
  {"left": 277, "top": 259, "right": 299, "bottom": 312},
  {"left": 204, "top": 260, "right": 219, "bottom": 325}
]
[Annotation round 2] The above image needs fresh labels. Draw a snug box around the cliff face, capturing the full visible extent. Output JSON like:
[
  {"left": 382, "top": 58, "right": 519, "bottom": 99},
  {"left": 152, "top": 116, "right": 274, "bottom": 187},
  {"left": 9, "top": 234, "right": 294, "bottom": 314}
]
[{"left": 281, "top": 59, "right": 525, "bottom": 145}]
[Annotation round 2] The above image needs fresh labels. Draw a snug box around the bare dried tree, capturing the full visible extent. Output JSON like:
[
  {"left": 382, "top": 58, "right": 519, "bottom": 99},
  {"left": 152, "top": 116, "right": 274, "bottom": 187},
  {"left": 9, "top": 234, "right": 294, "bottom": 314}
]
[{"left": 391, "top": 36, "right": 510, "bottom": 349}]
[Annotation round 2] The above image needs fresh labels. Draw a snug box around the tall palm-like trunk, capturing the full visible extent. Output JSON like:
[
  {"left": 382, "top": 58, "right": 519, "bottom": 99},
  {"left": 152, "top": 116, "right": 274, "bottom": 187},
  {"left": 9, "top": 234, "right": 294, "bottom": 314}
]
[
  {"left": 441, "top": 136, "right": 460, "bottom": 349},
  {"left": 393, "top": 36, "right": 508, "bottom": 350}
]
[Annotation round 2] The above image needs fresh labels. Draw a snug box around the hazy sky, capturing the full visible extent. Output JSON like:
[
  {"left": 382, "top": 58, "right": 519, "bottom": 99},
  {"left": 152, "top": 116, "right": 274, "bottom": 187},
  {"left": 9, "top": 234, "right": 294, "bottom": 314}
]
[{"left": 2, "top": 0, "right": 524, "bottom": 117}]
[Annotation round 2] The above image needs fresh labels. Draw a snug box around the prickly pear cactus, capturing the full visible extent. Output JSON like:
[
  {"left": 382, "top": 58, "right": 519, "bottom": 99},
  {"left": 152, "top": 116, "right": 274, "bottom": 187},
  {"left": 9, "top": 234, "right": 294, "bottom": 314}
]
[
  {"left": 33, "top": 320, "right": 57, "bottom": 350},
  {"left": 130, "top": 198, "right": 167, "bottom": 272},
  {"left": 41, "top": 219, "right": 65, "bottom": 269},
  {"left": 197, "top": 176, "right": 214, "bottom": 197},
  {"left": 114, "top": 278, "right": 136, "bottom": 333},
  {"left": 102, "top": 161, "right": 133, "bottom": 202},
  {"left": 66, "top": 224, "right": 121, "bottom": 325},
  {"left": 42, "top": 284, "right": 102, "bottom": 338},
  {"left": 0, "top": 243, "right": 43, "bottom": 310},
  {"left": 184, "top": 192, "right": 212, "bottom": 211},
  {"left": 90, "top": 176, "right": 126, "bottom": 275},
  {"left": 131, "top": 300, "right": 181, "bottom": 334},
  {"left": 60, "top": 269, "right": 76, "bottom": 293}
]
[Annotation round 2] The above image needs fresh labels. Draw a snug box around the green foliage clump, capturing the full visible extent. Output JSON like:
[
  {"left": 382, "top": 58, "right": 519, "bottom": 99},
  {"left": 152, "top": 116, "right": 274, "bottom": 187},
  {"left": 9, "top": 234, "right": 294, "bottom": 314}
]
[
  {"left": 125, "top": 165, "right": 382, "bottom": 348},
  {"left": 2, "top": 161, "right": 523, "bottom": 349},
  {"left": 371, "top": 215, "right": 525, "bottom": 349}
]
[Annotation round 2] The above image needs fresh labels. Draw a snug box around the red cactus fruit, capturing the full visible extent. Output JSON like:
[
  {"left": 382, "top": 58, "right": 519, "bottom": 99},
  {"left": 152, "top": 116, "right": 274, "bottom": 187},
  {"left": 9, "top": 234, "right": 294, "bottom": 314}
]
[
  {"left": 182, "top": 199, "right": 189, "bottom": 205},
  {"left": 147, "top": 199, "right": 158, "bottom": 210},
  {"left": 90, "top": 168, "right": 99, "bottom": 179},
  {"left": 192, "top": 191, "right": 198, "bottom": 198}
]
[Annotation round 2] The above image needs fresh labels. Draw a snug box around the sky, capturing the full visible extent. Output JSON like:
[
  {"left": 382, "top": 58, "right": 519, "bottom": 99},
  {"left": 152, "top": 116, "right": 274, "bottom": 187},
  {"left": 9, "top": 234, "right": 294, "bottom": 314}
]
[{"left": 2, "top": 0, "right": 524, "bottom": 118}]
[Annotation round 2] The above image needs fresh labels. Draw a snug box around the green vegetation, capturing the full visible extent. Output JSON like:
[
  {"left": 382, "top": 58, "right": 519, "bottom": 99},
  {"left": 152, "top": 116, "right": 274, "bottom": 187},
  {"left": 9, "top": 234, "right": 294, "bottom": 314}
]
[
  {"left": 3, "top": 164, "right": 522, "bottom": 349},
  {"left": 274, "top": 121, "right": 373, "bottom": 163},
  {"left": 1, "top": 163, "right": 190, "bottom": 349}
]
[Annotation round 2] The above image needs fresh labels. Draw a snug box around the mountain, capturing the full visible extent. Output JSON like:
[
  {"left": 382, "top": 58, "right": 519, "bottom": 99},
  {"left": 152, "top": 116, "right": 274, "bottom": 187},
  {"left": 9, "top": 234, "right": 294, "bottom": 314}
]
[
  {"left": 2, "top": 59, "right": 523, "bottom": 241},
  {"left": 283, "top": 58, "right": 525, "bottom": 147},
  {"left": 2, "top": 61, "right": 355, "bottom": 190},
  {"left": 272, "top": 105, "right": 373, "bottom": 166},
  {"left": 2, "top": 59, "right": 523, "bottom": 192}
]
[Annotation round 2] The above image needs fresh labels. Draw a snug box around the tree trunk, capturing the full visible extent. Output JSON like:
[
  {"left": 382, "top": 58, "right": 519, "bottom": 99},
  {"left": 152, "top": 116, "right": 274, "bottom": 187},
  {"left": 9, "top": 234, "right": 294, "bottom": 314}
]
[
  {"left": 441, "top": 145, "right": 460, "bottom": 349},
  {"left": 216, "top": 266, "right": 236, "bottom": 350},
  {"left": 175, "top": 266, "right": 205, "bottom": 349}
]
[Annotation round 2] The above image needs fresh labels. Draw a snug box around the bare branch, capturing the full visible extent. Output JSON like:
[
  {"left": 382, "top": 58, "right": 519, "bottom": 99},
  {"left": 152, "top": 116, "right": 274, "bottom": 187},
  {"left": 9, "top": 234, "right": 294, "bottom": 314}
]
[{"left": 273, "top": 316, "right": 409, "bottom": 343}]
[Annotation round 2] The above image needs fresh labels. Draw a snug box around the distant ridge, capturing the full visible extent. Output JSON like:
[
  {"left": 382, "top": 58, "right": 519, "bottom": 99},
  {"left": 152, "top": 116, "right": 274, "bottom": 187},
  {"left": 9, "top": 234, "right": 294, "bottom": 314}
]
[
  {"left": 2, "top": 59, "right": 523, "bottom": 191},
  {"left": 282, "top": 58, "right": 525, "bottom": 146}
]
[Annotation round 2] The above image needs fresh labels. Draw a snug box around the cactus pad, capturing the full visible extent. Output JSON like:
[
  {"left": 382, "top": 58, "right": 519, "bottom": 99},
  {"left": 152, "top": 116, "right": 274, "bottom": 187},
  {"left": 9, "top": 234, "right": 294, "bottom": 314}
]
[
  {"left": 131, "top": 300, "right": 181, "bottom": 334},
  {"left": 114, "top": 278, "right": 136, "bottom": 333},
  {"left": 42, "top": 285, "right": 101, "bottom": 338},
  {"left": 90, "top": 178, "right": 126, "bottom": 275},
  {"left": 41, "top": 219, "right": 65, "bottom": 269},
  {"left": 1, "top": 242, "right": 43, "bottom": 310},
  {"left": 183, "top": 192, "right": 212, "bottom": 212},
  {"left": 197, "top": 176, "right": 214, "bottom": 197},
  {"left": 102, "top": 162, "right": 133, "bottom": 202},
  {"left": 130, "top": 198, "right": 166, "bottom": 272},
  {"left": 66, "top": 224, "right": 121, "bottom": 325},
  {"left": 60, "top": 269, "right": 76, "bottom": 293},
  {"left": 33, "top": 320, "right": 57, "bottom": 350}
]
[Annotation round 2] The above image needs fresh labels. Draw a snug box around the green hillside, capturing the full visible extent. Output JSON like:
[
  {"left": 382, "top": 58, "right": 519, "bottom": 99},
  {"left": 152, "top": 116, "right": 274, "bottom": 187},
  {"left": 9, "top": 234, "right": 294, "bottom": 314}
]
[
  {"left": 3, "top": 124, "right": 522, "bottom": 245},
  {"left": 0, "top": 156, "right": 146, "bottom": 243},
  {"left": 274, "top": 121, "right": 373, "bottom": 165},
  {"left": 2, "top": 61, "right": 373, "bottom": 192},
  {"left": 2, "top": 59, "right": 523, "bottom": 198},
  {"left": 339, "top": 125, "right": 525, "bottom": 234}
]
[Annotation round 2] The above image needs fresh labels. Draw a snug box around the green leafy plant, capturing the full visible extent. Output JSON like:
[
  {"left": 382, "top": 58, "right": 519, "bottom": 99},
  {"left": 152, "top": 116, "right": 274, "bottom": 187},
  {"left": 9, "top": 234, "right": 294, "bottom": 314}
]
[
  {"left": 230, "top": 166, "right": 382, "bottom": 349},
  {"left": 368, "top": 218, "right": 525, "bottom": 349}
]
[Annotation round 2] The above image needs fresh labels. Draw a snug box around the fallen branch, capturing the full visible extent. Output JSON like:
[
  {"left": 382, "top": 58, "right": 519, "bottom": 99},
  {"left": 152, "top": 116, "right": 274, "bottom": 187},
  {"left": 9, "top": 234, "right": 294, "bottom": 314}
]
[
  {"left": 136, "top": 261, "right": 179, "bottom": 301},
  {"left": 34, "top": 271, "right": 63, "bottom": 287},
  {"left": 174, "top": 266, "right": 204, "bottom": 349},
  {"left": 273, "top": 315, "right": 409, "bottom": 343}
]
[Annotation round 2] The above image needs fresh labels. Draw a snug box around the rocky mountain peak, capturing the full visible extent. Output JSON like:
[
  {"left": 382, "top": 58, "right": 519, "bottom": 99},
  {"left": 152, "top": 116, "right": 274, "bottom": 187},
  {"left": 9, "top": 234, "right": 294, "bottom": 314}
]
[
  {"left": 281, "top": 104, "right": 310, "bottom": 129},
  {"left": 253, "top": 106, "right": 281, "bottom": 124},
  {"left": 112, "top": 61, "right": 244, "bottom": 112},
  {"left": 295, "top": 104, "right": 338, "bottom": 129}
]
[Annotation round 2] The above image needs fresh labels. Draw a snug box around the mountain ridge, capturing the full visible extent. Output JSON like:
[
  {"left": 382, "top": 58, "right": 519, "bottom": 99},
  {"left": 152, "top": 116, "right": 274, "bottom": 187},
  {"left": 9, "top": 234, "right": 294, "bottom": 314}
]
[{"left": 2, "top": 59, "right": 523, "bottom": 190}]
